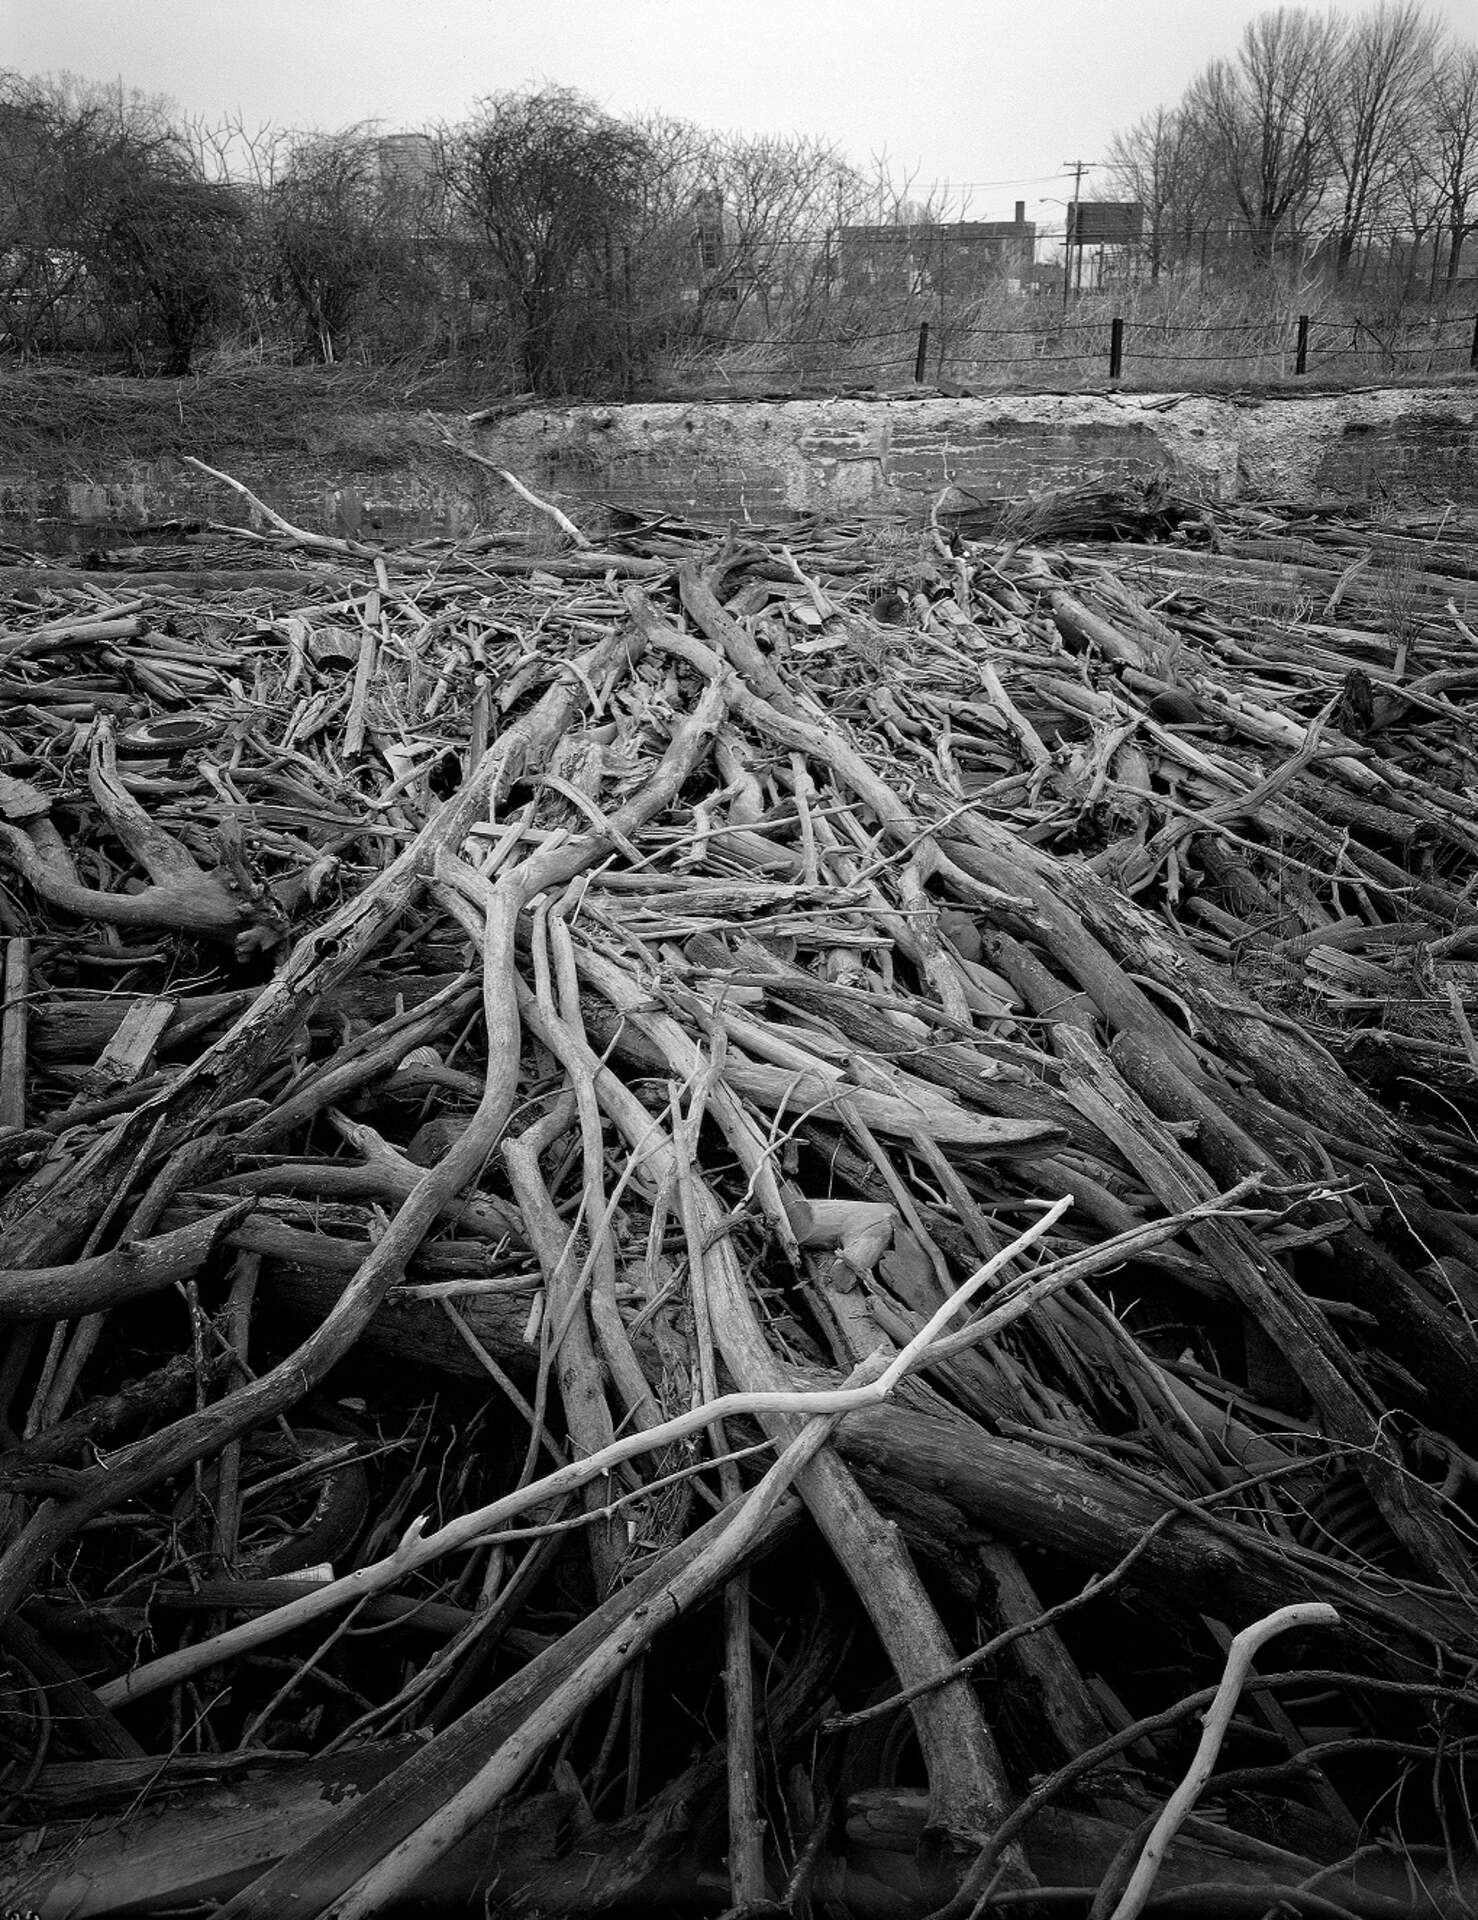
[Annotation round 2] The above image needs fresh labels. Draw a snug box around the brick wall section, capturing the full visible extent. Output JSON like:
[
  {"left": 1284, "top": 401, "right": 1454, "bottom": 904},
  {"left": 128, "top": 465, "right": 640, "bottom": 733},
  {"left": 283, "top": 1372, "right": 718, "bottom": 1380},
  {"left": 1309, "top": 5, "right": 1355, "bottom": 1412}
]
[
  {"left": 885, "top": 416, "right": 1171, "bottom": 515},
  {"left": 1313, "top": 412, "right": 1478, "bottom": 505}
]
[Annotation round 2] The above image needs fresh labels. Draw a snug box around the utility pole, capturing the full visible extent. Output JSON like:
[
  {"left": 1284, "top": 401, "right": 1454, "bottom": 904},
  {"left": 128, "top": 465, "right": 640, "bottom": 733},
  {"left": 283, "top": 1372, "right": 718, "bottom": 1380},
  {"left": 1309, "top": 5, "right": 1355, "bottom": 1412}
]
[{"left": 1062, "top": 160, "right": 1093, "bottom": 314}]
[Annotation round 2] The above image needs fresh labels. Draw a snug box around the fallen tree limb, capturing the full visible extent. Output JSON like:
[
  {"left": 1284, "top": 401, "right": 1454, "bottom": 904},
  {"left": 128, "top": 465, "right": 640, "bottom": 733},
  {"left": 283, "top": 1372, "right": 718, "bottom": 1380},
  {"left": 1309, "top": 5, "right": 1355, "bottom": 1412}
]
[
  {"left": 1106, "top": 1602, "right": 1342, "bottom": 1920},
  {"left": 0, "top": 1199, "right": 251, "bottom": 1319}
]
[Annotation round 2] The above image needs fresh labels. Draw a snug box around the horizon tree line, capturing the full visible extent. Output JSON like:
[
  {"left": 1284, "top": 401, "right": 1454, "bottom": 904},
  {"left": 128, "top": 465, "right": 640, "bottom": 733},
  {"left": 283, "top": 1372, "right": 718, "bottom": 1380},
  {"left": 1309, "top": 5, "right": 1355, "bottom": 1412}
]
[
  {"left": 0, "top": 70, "right": 926, "bottom": 386},
  {"left": 1105, "top": 2, "right": 1478, "bottom": 290},
  {"left": 1, "top": 3, "right": 1475, "bottom": 392}
]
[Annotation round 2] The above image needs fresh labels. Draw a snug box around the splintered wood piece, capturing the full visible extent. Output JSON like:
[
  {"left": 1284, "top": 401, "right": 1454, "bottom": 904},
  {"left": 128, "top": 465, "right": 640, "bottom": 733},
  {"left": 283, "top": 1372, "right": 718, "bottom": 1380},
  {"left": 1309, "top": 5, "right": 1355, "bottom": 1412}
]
[
  {"left": 61, "top": 995, "right": 177, "bottom": 1116},
  {"left": 0, "top": 936, "right": 28, "bottom": 1133}
]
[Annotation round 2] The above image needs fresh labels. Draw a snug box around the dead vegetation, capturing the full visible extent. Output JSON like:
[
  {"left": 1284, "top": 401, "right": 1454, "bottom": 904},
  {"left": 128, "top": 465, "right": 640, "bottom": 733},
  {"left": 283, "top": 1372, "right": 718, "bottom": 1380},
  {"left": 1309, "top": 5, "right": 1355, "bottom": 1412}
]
[
  {"left": 0, "top": 362, "right": 489, "bottom": 477},
  {"left": 0, "top": 474, "right": 1476, "bottom": 1917}
]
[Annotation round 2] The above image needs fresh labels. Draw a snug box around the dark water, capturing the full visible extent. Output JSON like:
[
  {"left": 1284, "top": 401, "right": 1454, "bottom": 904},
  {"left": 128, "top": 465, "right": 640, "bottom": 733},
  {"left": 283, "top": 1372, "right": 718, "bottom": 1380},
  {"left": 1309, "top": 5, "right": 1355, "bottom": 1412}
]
[
  {"left": 1, "top": 507, "right": 455, "bottom": 563},
  {"left": 1, "top": 519, "right": 198, "bottom": 560}
]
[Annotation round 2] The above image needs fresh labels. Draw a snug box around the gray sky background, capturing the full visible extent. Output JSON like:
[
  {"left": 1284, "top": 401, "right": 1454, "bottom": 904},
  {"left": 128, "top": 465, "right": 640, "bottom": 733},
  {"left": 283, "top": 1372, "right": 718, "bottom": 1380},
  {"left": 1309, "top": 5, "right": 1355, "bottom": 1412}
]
[{"left": 10, "top": 0, "right": 1472, "bottom": 220}]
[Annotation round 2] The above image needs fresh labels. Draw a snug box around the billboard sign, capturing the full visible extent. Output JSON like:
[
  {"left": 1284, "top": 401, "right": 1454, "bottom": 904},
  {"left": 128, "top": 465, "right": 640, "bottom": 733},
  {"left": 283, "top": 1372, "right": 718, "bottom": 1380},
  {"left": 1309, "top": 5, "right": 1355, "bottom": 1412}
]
[{"left": 1066, "top": 202, "right": 1145, "bottom": 246}]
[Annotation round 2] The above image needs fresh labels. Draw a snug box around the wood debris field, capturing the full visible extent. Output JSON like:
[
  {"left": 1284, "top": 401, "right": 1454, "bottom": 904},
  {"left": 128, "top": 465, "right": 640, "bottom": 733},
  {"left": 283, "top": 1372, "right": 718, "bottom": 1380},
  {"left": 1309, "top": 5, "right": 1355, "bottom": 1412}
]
[{"left": 1, "top": 468, "right": 1478, "bottom": 1919}]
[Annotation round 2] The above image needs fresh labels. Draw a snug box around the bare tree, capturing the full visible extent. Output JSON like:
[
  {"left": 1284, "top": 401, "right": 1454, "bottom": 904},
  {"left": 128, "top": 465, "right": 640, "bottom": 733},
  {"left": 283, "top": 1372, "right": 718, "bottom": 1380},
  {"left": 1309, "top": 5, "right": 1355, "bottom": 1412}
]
[
  {"left": 613, "top": 111, "right": 718, "bottom": 374},
  {"left": 263, "top": 128, "right": 443, "bottom": 362},
  {"left": 0, "top": 73, "right": 99, "bottom": 354},
  {"left": 816, "top": 159, "right": 966, "bottom": 346},
  {"left": 0, "top": 69, "right": 245, "bottom": 370},
  {"left": 443, "top": 88, "right": 661, "bottom": 394},
  {"left": 682, "top": 131, "right": 864, "bottom": 333},
  {"left": 1387, "top": 117, "right": 1447, "bottom": 296},
  {"left": 1322, "top": 0, "right": 1441, "bottom": 279},
  {"left": 1105, "top": 105, "right": 1215, "bottom": 281},
  {"left": 1420, "top": 40, "right": 1478, "bottom": 286},
  {"left": 82, "top": 157, "right": 246, "bottom": 373},
  {"left": 1184, "top": 8, "right": 1341, "bottom": 265}
]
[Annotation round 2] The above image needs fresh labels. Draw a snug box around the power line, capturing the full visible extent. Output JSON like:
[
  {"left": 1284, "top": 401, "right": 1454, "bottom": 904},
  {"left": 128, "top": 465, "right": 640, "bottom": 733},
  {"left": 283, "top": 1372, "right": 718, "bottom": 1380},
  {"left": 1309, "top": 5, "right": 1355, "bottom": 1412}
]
[{"left": 912, "top": 171, "right": 1087, "bottom": 191}]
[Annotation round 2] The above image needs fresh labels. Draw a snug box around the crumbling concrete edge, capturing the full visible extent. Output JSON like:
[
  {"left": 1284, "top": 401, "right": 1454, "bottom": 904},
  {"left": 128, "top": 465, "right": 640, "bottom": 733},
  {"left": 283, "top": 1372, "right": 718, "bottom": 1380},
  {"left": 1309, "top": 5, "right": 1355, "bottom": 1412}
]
[
  {"left": 478, "top": 387, "right": 1478, "bottom": 524},
  {"left": 5, "top": 386, "right": 1476, "bottom": 547}
]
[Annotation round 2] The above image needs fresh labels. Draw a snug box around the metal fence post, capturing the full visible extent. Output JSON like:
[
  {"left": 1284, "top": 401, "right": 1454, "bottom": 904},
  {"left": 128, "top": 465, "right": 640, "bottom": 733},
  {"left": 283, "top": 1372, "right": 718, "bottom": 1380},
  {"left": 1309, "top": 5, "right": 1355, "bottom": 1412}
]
[
  {"left": 1295, "top": 315, "right": 1310, "bottom": 377},
  {"left": 1109, "top": 316, "right": 1124, "bottom": 381},
  {"left": 914, "top": 321, "right": 930, "bottom": 385}
]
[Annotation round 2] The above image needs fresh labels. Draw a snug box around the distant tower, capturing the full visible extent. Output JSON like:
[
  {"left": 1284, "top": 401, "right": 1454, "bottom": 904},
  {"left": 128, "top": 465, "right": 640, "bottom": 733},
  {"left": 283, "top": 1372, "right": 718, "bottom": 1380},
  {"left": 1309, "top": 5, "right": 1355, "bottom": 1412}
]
[
  {"left": 694, "top": 189, "right": 725, "bottom": 275},
  {"left": 377, "top": 133, "right": 436, "bottom": 195}
]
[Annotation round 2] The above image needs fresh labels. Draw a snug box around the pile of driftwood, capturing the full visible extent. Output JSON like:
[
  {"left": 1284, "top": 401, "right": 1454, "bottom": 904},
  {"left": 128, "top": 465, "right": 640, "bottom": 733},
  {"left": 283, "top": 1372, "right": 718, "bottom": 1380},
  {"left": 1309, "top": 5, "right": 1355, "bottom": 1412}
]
[{"left": 1, "top": 468, "right": 1478, "bottom": 1919}]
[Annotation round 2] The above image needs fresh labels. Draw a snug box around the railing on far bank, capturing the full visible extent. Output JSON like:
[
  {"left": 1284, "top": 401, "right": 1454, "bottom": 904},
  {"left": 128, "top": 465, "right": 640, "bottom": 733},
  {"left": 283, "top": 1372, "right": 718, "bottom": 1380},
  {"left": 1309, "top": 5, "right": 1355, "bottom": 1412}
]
[{"left": 673, "top": 306, "right": 1478, "bottom": 395}]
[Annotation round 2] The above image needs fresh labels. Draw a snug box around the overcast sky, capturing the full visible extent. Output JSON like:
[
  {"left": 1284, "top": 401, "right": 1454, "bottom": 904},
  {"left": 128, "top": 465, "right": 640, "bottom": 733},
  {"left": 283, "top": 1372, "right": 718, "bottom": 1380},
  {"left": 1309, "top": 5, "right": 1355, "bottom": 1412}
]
[{"left": 11, "top": 0, "right": 1470, "bottom": 220}]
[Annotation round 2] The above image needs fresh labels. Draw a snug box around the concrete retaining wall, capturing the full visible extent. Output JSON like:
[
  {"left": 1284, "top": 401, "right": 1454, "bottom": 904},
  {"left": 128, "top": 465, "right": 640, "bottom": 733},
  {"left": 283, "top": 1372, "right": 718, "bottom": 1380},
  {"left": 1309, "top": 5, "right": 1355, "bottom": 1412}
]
[
  {"left": 481, "top": 388, "right": 1478, "bottom": 527},
  {"left": 3, "top": 387, "right": 1476, "bottom": 550}
]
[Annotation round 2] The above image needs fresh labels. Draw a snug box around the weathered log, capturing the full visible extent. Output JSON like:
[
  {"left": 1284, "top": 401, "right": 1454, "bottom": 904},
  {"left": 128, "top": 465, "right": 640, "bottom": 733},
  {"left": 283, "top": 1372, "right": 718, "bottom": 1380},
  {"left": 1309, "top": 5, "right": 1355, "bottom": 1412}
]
[
  {"left": 28, "top": 971, "right": 464, "bottom": 1064},
  {"left": 0, "top": 1200, "right": 251, "bottom": 1320},
  {"left": 836, "top": 1400, "right": 1478, "bottom": 1660}
]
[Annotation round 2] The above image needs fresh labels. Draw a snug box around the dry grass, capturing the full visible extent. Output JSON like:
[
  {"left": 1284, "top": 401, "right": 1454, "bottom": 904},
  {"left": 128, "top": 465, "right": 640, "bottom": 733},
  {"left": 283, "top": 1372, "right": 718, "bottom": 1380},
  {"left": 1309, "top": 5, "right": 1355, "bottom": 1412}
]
[
  {"left": 0, "top": 360, "right": 498, "bottom": 477},
  {"left": 673, "top": 282, "right": 1478, "bottom": 396}
]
